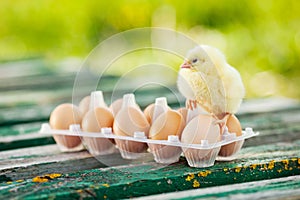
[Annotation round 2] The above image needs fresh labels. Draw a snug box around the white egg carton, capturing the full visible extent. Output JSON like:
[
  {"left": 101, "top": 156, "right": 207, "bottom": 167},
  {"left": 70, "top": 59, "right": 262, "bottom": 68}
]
[{"left": 40, "top": 123, "right": 258, "bottom": 168}]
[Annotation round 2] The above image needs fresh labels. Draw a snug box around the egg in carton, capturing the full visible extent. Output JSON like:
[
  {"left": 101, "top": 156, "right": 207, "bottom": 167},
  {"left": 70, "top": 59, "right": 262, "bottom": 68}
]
[
  {"left": 109, "top": 96, "right": 141, "bottom": 117},
  {"left": 218, "top": 114, "right": 244, "bottom": 157},
  {"left": 80, "top": 91, "right": 117, "bottom": 156},
  {"left": 180, "top": 105, "right": 249, "bottom": 167},
  {"left": 181, "top": 112, "right": 223, "bottom": 168},
  {"left": 146, "top": 97, "right": 185, "bottom": 164},
  {"left": 49, "top": 103, "right": 84, "bottom": 152},
  {"left": 113, "top": 94, "right": 150, "bottom": 159}
]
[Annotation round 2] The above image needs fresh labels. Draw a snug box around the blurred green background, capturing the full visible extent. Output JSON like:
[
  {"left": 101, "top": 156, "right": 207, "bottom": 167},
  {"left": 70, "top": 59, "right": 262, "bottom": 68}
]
[{"left": 0, "top": 0, "right": 299, "bottom": 99}]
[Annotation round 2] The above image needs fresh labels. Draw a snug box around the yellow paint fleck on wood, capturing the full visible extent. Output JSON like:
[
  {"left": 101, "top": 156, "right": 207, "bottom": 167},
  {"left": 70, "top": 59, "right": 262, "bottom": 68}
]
[
  {"left": 32, "top": 177, "right": 49, "bottom": 183},
  {"left": 32, "top": 173, "right": 62, "bottom": 183},
  {"left": 250, "top": 164, "right": 257, "bottom": 170},
  {"left": 102, "top": 183, "right": 110, "bottom": 187},
  {"left": 46, "top": 173, "right": 61, "bottom": 179},
  {"left": 185, "top": 174, "right": 195, "bottom": 181},
  {"left": 268, "top": 160, "right": 275, "bottom": 170},
  {"left": 198, "top": 170, "right": 211, "bottom": 177},
  {"left": 263, "top": 164, "right": 268, "bottom": 170},
  {"left": 282, "top": 159, "right": 289, "bottom": 170},
  {"left": 291, "top": 158, "right": 297, "bottom": 162},
  {"left": 193, "top": 180, "right": 200, "bottom": 188},
  {"left": 235, "top": 167, "right": 242, "bottom": 173},
  {"left": 282, "top": 159, "right": 289, "bottom": 164}
]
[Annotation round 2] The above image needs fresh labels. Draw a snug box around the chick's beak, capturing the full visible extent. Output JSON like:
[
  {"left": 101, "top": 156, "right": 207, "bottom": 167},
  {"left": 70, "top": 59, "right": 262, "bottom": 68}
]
[{"left": 181, "top": 60, "right": 192, "bottom": 69}]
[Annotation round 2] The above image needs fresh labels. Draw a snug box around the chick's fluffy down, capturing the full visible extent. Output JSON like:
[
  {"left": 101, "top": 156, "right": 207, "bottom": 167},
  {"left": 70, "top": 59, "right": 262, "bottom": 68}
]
[{"left": 177, "top": 45, "right": 245, "bottom": 115}]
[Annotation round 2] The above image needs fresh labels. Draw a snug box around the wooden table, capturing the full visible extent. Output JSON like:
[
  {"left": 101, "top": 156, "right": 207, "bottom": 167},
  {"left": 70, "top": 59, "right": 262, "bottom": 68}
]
[{"left": 0, "top": 60, "right": 299, "bottom": 199}]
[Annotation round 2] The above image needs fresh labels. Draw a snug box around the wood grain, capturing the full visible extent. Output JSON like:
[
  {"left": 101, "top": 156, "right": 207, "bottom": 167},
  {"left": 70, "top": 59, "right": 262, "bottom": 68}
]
[{"left": 0, "top": 140, "right": 299, "bottom": 199}]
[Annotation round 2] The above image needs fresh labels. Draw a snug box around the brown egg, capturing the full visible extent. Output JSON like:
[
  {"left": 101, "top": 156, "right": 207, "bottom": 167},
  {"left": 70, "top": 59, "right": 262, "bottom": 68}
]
[
  {"left": 181, "top": 114, "right": 221, "bottom": 144},
  {"left": 225, "top": 114, "right": 242, "bottom": 136},
  {"left": 109, "top": 98, "right": 140, "bottom": 116},
  {"left": 181, "top": 114, "right": 221, "bottom": 167},
  {"left": 82, "top": 107, "right": 114, "bottom": 132},
  {"left": 112, "top": 94, "right": 150, "bottom": 158},
  {"left": 113, "top": 105, "right": 150, "bottom": 158},
  {"left": 143, "top": 103, "right": 155, "bottom": 123},
  {"left": 144, "top": 98, "right": 171, "bottom": 124},
  {"left": 149, "top": 110, "right": 185, "bottom": 140},
  {"left": 82, "top": 107, "right": 115, "bottom": 155},
  {"left": 219, "top": 114, "right": 243, "bottom": 157},
  {"left": 109, "top": 98, "right": 123, "bottom": 116},
  {"left": 78, "top": 96, "right": 90, "bottom": 116},
  {"left": 177, "top": 107, "right": 188, "bottom": 122},
  {"left": 49, "top": 103, "right": 83, "bottom": 148},
  {"left": 113, "top": 107, "right": 150, "bottom": 137}
]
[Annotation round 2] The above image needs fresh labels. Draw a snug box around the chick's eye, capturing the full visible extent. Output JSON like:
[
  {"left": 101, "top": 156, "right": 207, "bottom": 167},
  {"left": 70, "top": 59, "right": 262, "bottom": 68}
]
[{"left": 192, "top": 58, "right": 198, "bottom": 63}]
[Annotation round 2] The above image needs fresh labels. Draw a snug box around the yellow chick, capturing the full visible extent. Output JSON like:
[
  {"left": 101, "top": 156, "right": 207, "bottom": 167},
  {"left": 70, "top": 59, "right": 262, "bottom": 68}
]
[{"left": 177, "top": 45, "right": 245, "bottom": 120}]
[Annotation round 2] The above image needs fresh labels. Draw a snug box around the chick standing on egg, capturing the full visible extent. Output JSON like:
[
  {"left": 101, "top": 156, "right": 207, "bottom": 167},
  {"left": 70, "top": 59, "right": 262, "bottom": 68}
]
[{"left": 177, "top": 45, "right": 245, "bottom": 120}]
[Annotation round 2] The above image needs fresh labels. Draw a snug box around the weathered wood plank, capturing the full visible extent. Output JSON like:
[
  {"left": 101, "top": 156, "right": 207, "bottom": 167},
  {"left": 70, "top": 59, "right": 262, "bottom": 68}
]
[
  {"left": 0, "top": 105, "right": 52, "bottom": 126},
  {"left": 0, "top": 145, "right": 154, "bottom": 182},
  {"left": 0, "top": 122, "right": 41, "bottom": 138},
  {"left": 0, "top": 86, "right": 179, "bottom": 124},
  {"left": 238, "top": 98, "right": 300, "bottom": 115},
  {"left": 0, "top": 144, "right": 150, "bottom": 172},
  {"left": 0, "top": 140, "right": 299, "bottom": 199},
  {"left": 136, "top": 175, "right": 300, "bottom": 200},
  {"left": 0, "top": 133, "right": 54, "bottom": 151},
  {"left": 0, "top": 59, "right": 51, "bottom": 79}
]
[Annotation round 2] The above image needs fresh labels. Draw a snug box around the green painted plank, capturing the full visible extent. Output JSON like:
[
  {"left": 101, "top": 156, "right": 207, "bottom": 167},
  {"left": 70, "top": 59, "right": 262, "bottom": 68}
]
[
  {"left": 243, "top": 124, "right": 300, "bottom": 147},
  {"left": 0, "top": 145, "right": 154, "bottom": 182},
  {"left": 0, "top": 135, "right": 54, "bottom": 151},
  {"left": 0, "top": 67, "right": 180, "bottom": 109},
  {"left": 0, "top": 140, "right": 299, "bottom": 199},
  {"left": 237, "top": 98, "right": 300, "bottom": 116},
  {"left": 0, "top": 73, "right": 119, "bottom": 93},
  {"left": 0, "top": 86, "right": 179, "bottom": 110},
  {"left": 0, "top": 76, "right": 115, "bottom": 109},
  {"left": 0, "top": 87, "right": 181, "bottom": 125},
  {"left": 0, "top": 122, "right": 56, "bottom": 150},
  {"left": 0, "top": 73, "right": 74, "bottom": 91},
  {"left": 238, "top": 107, "right": 300, "bottom": 130},
  {"left": 0, "top": 105, "right": 53, "bottom": 126},
  {"left": 137, "top": 175, "right": 300, "bottom": 200},
  {"left": 0, "top": 59, "right": 52, "bottom": 79},
  {"left": 0, "top": 145, "right": 88, "bottom": 170},
  {"left": 0, "top": 122, "right": 43, "bottom": 137},
  {"left": 1, "top": 139, "right": 300, "bottom": 182}
]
